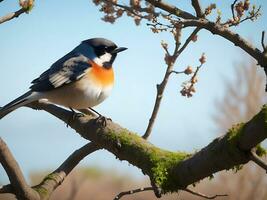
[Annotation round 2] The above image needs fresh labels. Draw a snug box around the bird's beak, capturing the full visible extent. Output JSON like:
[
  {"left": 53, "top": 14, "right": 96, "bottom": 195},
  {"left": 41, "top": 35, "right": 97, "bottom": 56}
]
[{"left": 111, "top": 47, "right": 128, "bottom": 54}]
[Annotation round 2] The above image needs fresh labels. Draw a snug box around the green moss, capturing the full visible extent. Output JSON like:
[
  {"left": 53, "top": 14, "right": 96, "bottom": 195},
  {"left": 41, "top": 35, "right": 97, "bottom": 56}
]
[
  {"left": 226, "top": 123, "right": 245, "bottom": 154},
  {"left": 226, "top": 123, "right": 245, "bottom": 142},
  {"left": 33, "top": 186, "right": 49, "bottom": 199},
  {"left": 232, "top": 164, "right": 243, "bottom": 173},
  {"left": 99, "top": 106, "right": 267, "bottom": 193},
  {"left": 224, "top": 107, "right": 267, "bottom": 171},
  {"left": 224, "top": 123, "right": 246, "bottom": 172},
  {"left": 105, "top": 128, "right": 190, "bottom": 193},
  {"left": 149, "top": 150, "right": 189, "bottom": 192},
  {"left": 42, "top": 173, "right": 59, "bottom": 182},
  {"left": 255, "top": 144, "right": 267, "bottom": 157}
]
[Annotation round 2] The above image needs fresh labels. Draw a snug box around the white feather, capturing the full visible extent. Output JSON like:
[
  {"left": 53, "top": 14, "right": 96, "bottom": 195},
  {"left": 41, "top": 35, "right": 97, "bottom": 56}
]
[{"left": 93, "top": 52, "right": 112, "bottom": 66}]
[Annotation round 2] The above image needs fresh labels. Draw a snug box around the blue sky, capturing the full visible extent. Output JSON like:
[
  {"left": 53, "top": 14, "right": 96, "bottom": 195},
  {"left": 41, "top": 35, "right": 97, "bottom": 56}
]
[{"left": 0, "top": 0, "right": 267, "bottom": 184}]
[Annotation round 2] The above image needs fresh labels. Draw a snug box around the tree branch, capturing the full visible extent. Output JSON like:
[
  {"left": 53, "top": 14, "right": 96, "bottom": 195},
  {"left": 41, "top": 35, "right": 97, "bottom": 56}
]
[
  {"left": 181, "top": 19, "right": 267, "bottom": 67},
  {"left": 27, "top": 101, "right": 267, "bottom": 195},
  {"left": 0, "top": 184, "right": 14, "bottom": 194},
  {"left": 183, "top": 188, "right": 228, "bottom": 199},
  {"left": 0, "top": 132, "right": 100, "bottom": 199},
  {"left": 176, "top": 27, "right": 201, "bottom": 56},
  {"left": 142, "top": 27, "right": 201, "bottom": 140},
  {"left": 262, "top": 31, "right": 266, "bottom": 52},
  {"left": 0, "top": 8, "right": 26, "bottom": 25},
  {"left": 249, "top": 151, "right": 267, "bottom": 172},
  {"left": 32, "top": 142, "right": 100, "bottom": 199},
  {"left": 114, "top": 186, "right": 153, "bottom": 199},
  {"left": 138, "top": 0, "right": 267, "bottom": 67},
  {"left": 231, "top": 0, "right": 238, "bottom": 20},
  {"left": 136, "top": 0, "right": 267, "bottom": 90},
  {"left": 170, "top": 70, "right": 184, "bottom": 74},
  {"left": 0, "top": 137, "right": 39, "bottom": 199},
  {"left": 191, "top": 0, "right": 203, "bottom": 17},
  {"left": 145, "top": 0, "right": 196, "bottom": 19}
]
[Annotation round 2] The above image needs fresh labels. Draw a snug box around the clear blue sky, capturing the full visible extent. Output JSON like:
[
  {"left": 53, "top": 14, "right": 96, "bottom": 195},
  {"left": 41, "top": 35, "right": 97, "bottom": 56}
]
[{"left": 0, "top": 0, "right": 267, "bottom": 184}]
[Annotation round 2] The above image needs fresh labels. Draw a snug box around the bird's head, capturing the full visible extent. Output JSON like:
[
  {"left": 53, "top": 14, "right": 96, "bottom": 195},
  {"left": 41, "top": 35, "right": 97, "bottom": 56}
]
[{"left": 82, "top": 38, "right": 127, "bottom": 69}]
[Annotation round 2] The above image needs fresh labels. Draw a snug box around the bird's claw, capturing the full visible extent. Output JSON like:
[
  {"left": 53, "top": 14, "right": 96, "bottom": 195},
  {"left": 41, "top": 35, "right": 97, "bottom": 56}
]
[
  {"left": 94, "top": 116, "right": 112, "bottom": 127},
  {"left": 67, "top": 112, "right": 84, "bottom": 127}
]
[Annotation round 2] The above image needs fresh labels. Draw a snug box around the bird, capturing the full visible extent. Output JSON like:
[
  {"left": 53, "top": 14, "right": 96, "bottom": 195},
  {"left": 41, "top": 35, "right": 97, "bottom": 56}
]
[{"left": 0, "top": 38, "right": 127, "bottom": 120}]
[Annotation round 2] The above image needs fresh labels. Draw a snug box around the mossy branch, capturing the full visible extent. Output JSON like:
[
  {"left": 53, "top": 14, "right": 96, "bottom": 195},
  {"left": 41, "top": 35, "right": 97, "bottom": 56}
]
[{"left": 28, "top": 102, "right": 267, "bottom": 195}]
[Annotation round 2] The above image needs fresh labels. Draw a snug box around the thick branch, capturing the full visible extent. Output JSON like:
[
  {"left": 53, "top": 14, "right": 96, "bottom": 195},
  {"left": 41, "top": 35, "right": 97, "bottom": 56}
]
[
  {"left": 140, "top": 0, "right": 267, "bottom": 70},
  {"left": 181, "top": 19, "right": 267, "bottom": 66},
  {"left": 0, "top": 138, "right": 39, "bottom": 200},
  {"left": 145, "top": 0, "right": 196, "bottom": 19},
  {"left": 0, "top": 8, "right": 26, "bottom": 25},
  {"left": 141, "top": 0, "right": 267, "bottom": 89},
  {"left": 0, "top": 184, "right": 14, "bottom": 194},
  {"left": 29, "top": 102, "right": 267, "bottom": 194}
]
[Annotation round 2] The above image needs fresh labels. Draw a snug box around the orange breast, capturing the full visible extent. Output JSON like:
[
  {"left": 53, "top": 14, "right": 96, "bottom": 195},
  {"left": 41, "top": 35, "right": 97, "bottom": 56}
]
[{"left": 87, "top": 60, "right": 114, "bottom": 86}]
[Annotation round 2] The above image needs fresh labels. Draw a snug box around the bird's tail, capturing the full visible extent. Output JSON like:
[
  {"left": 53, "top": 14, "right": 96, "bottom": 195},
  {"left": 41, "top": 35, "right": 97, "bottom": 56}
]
[{"left": 0, "top": 91, "right": 41, "bottom": 119}]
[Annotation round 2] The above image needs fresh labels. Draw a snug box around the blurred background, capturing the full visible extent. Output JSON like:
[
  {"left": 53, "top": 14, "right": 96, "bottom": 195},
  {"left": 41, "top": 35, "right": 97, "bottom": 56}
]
[{"left": 0, "top": 0, "right": 267, "bottom": 199}]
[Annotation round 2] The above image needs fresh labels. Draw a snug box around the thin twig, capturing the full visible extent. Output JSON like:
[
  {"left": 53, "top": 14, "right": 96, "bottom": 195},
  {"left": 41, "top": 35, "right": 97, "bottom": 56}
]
[
  {"left": 0, "top": 137, "right": 39, "bottom": 199},
  {"left": 170, "top": 70, "right": 184, "bottom": 74},
  {"left": 175, "top": 27, "right": 201, "bottom": 56},
  {"left": 261, "top": 31, "right": 266, "bottom": 51},
  {"left": 147, "top": 22, "right": 174, "bottom": 30},
  {"left": 191, "top": 0, "right": 203, "bottom": 17},
  {"left": 227, "top": 6, "right": 261, "bottom": 27},
  {"left": 249, "top": 151, "right": 267, "bottom": 172},
  {"left": 231, "top": 0, "right": 238, "bottom": 20},
  {"left": 103, "top": 0, "right": 160, "bottom": 19},
  {"left": 184, "top": 188, "right": 228, "bottom": 199},
  {"left": 188, "top": 62, "right": 203, "bottom": 90},
  {"left": 142, "top": 27, "right": 201, "bottom": 140},
  {"left": 114, "top": 187, "right": 153, "bottom": 200},
  {"left": 0, "top": 8, "right": 26, "bottom": 25}
]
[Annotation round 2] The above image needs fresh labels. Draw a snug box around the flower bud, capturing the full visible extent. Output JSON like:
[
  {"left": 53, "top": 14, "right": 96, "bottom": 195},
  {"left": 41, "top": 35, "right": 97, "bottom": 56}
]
[
  {"left": 184, "top": 66, "right": 193, "bottom": 75},
  {"left": 199, "top": 53, "right": 206, "bottom": 64}
]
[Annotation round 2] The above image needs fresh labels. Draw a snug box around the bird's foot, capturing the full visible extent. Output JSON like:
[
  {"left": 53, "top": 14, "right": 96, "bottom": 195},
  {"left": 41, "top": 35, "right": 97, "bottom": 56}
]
[
  {"left": 67, "top": 108, "right": 84, "bottom": 127},
  {"left": 93, "top": 115, "right": 112, "bottom": 127}
]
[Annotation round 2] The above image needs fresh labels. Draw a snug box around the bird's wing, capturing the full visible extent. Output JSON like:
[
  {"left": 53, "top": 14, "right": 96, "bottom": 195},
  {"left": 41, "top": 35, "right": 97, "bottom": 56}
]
[{"left": 30, "top": 53, "right": 91, "bottom": 92}]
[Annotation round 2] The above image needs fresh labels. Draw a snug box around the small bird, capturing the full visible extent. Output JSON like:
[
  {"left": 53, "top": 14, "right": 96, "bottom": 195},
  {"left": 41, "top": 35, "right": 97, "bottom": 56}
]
[{"left": 0, "top": 38, "right": 127, "bottom": 120}]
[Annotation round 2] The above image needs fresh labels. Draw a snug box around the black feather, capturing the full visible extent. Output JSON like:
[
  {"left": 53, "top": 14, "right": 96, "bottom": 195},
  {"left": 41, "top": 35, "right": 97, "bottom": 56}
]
[{"left": 30, "top": 53, "right": 91, "bottom": 92}]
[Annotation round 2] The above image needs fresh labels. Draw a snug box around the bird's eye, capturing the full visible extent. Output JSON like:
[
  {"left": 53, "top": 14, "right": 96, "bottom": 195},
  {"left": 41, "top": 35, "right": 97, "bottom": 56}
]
[{"left": 104, "top": 46, "right": 116, "bottom": 53}]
